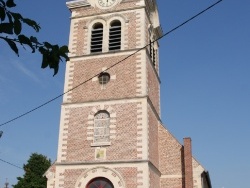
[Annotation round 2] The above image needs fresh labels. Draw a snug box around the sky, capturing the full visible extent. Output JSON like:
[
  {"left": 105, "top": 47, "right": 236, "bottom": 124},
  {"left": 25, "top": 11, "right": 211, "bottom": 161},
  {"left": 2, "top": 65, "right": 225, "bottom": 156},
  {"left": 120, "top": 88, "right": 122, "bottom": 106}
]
[{"left": 0, "top": 0, "right": 249, "bottom": 187}]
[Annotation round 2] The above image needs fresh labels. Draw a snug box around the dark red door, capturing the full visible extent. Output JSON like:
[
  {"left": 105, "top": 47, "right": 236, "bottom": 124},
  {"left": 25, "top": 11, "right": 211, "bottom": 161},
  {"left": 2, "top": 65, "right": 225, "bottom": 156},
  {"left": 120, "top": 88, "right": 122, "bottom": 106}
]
[{"left": 86, "top": 177, "right": 114, "bottom": 188}]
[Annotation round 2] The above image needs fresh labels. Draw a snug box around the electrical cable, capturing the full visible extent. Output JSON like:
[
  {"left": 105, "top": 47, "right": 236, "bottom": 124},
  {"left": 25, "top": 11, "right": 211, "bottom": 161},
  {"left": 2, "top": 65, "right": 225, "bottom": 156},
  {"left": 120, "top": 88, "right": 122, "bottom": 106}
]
[
  {"left": 0, "top": 158, "right": 23, "bottom": 170},
  {"left": 0, "top": 0, "right": 223, "bottom": 128}
]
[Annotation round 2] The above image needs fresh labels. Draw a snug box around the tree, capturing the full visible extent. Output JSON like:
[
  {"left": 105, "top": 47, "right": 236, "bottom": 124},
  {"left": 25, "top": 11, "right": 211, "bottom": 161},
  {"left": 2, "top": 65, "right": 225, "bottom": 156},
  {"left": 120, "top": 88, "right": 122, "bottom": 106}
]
[
  {"left": 0, "top": 0, "right": 69, "bottom": 76},
  {"left": 13, "top": 153, "right": 51, "bottom": 188}
]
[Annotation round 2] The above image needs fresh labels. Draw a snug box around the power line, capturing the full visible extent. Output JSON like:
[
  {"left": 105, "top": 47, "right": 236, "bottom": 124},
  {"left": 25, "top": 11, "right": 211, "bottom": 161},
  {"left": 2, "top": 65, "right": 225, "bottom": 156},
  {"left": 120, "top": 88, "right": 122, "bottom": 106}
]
[
  {"left": 157, "top": 0, "right": 223, "bottom": 41},
  {"left": 0, "top": 158, "right": 23, "bottom": 170},
  {"left": 0, "top": 0, "right": 223, "bottom": 128}
]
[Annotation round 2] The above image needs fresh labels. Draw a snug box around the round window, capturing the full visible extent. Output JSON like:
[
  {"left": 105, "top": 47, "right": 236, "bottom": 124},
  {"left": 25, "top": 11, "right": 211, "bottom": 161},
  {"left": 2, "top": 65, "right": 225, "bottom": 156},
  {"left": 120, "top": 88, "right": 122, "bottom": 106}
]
[{"left": 98, "top": 72, "right": 110, "bottom": 85}]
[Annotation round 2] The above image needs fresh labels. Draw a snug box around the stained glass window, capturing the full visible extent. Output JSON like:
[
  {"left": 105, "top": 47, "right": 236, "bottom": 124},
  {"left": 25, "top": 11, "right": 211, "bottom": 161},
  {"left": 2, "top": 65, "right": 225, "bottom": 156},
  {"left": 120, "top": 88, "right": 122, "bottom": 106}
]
[
  {"left": 86, "top": 177, "right": 114, "bottom": 188},
  {"left": 94, "top": 111, "right": 110, "bottom": 143}
]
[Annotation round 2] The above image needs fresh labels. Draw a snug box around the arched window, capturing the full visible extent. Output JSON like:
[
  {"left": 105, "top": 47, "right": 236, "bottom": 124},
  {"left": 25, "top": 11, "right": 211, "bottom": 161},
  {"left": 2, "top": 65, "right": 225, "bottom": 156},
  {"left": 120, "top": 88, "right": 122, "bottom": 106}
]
[
  {"left": 86, "top": 177, "right": 114, "bottom": 188},
  {"left": 91, "top": 23, "right": 103, "bottom": 53},
  {"left": 94, "top": 111, "right": 110, "bottom": 144},
  {"left": 109, "top": 20, "right": 121, "bottom": 51}
]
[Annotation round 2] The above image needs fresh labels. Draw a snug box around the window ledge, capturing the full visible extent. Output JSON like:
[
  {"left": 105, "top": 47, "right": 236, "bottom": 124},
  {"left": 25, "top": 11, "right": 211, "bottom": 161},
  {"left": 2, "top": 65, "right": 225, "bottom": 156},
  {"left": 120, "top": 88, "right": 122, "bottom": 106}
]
[{"left": 91, "top": 142, "right": 111, "bottom": 147}]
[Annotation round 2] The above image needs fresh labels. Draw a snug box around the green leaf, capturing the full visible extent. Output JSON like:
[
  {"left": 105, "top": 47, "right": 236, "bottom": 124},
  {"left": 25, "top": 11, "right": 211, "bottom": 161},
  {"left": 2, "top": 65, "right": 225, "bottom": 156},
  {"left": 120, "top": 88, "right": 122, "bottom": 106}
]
[
  {"left": 53, "top": 65, "right": 59, "bottom": 76},
  {"left": 38, "top": 44, "right": 68, "bottom": 76},
  {"left": 43, "top": 42, "right": 52, "bottom": 49},
  {"left": 59, "top": 45, "right": 69, "bottom": 54},
  {"left": 0, "top": 6, "right": 5, "bottom": 21},
  {"left": 59, "top": 45, "right": 69, "bottom": 61},
  {"left": 11, "top": 12, "right": 22, "bottom": 20},
  {"left": 60, "top": 53, "right": 69, "bottom": 61},
  {"left": 13, "top": 153, "right": 51, "bottom": 188},
  {"left": 18, "top": 34, "right": 30, "bottom": 44},
  {"left": 6, "top": 0, "right": 16, "bottom": 7},
  {"left": 18, "top": 34, "right": 35, "bottom": 52},
  {"left": 0, "top": 0, "right": 6, "bottom": 6},
  {"left": 3, "top": 37, "right": 19, "bottom": 56},
  {"left": 22, "top": 18, "right": 40, "bottom": 32},
  {"left": 39, "top": 46, "right": 46, "bottom": 54},
  {"left": 30, "top": 36, "right": 41, "bottom": 46},
  {"left": 0, "top": 23, "right": 13, "bottom": 34},
  {"left": 6, "top": 12, "right": 13, "bottom": 23},
  {"left": 52, "top": 44, "right": 59, "bottom": 51},
  {"left": 41, "top": 54, "right": 49, "bottom": 69},
  {"left": 39, "top": 47, "right": 49, "bottom": 69},
  {"left": 14, "top": 18, "right": 21, "bottom": 35},
  {"left": 30, "top": 36, "right": 38, "bottom": 43},
  {"left": 11, "top": 12, "right": 23, "bottom": 35}
]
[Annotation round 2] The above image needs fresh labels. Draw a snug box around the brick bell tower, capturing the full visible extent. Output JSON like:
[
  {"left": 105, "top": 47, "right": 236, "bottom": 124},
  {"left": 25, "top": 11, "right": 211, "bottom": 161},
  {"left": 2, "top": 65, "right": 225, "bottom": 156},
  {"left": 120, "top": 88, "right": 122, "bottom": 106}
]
[
  {"left": 45, "top": 0, "right": 212, "bottom": 187},
  {"left": 46, "top": 0, "right": 163, "bottom": 187}
]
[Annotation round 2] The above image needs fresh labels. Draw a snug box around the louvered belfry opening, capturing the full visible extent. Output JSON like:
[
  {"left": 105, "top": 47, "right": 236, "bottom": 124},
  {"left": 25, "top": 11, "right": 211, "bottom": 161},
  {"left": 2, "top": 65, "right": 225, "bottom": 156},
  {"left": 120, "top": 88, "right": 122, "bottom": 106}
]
[
  {"left": 109, "top": 20, "right": 121, "bottom": 51},
  {"left": 149, "top": 39, "right": 152, "bottom": 58},
  {"left": 149, "top": 39, "right": 156, "bottom": 67},
  {"left": 91, "top": 23, "right": 103, "bottom": 53},
  {"left": 152, "top": 46, "right": 156, "bottom": 66}
]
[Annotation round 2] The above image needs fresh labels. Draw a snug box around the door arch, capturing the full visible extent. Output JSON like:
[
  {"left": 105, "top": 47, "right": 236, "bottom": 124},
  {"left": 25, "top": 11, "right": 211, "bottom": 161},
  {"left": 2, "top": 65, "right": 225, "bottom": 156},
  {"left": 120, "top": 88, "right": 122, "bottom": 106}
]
[
  {"left": 75, "top": 167, "right": 125, "bottom": 188},
  {"left": 86, "top": 177, "right": 114, "bottom": 188}
]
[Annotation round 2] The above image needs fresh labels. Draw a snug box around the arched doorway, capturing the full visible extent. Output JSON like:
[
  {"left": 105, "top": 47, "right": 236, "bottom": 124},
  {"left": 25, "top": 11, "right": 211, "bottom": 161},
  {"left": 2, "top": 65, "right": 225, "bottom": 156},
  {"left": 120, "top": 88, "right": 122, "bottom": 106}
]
[
  {"left": 75, "top": 167, "right": 125, "bottom": 188},
  {"left": 86, "top": 177, "right": 114, "bottom": 188}
]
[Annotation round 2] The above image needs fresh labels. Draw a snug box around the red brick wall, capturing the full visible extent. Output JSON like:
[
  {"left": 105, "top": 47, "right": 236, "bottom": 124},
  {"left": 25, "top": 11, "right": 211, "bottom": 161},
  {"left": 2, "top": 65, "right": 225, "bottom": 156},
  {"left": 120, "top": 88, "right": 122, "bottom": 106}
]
[
  {"left": 115, "top": 167, "right": 138, "bottom": 188},
  {"left": 125, "top": 11, "right": 138, "bottom": 50},
  {"left": 158, "top": 124, "right": 184, "bottom": 188},
  {"left": 65, "top": 55, "right": 139, "bottom": 103},
  {"left": 158, "top": 124, "right": 183, "bottom": 175},
  {"left": 148, "top": 104, "right": 159, "bottom": 168},
  {"left": 58, "top": 167, "right": 140, "bottom": 188},
  {"left": 160, "top": 177, "right": 184, "bottom": 188},
  {"left": 149, "top": 168, "right": 160, "bottom": 188},
  {"left": 72, "top": 19, "right": 86, "bottom": 56},
  {"left": 62, "top": 169, "right": 86, "bottom": 188},
  {"left": 147, "top": 56, "right": 160, "bottom": 114},
  {"left": 60, "top": 102, "right": 142, "bottom": 162}
]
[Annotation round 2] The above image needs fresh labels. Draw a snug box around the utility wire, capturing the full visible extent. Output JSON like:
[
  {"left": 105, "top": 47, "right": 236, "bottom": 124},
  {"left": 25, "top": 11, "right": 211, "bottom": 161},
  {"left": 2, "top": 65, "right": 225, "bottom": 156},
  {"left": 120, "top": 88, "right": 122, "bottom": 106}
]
[
  {"left": 0, "top": 158, "right": 23, "bottom": 170},
  {"left": 0, "top": 0, "right": 223, "bottom": 128}
]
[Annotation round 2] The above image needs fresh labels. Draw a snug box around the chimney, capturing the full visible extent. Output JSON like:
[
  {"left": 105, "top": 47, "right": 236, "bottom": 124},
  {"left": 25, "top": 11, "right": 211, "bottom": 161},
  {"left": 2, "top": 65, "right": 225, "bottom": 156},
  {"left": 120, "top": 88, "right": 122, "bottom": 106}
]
[{"left": 184, "top": 137, "right": 193, "bottom": 188}]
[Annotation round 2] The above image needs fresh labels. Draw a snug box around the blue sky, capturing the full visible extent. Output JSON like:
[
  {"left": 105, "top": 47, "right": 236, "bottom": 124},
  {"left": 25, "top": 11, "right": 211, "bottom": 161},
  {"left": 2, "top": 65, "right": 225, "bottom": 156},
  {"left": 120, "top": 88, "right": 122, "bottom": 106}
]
[{"left": 0, "top": 0, "right": 249, "bottom": 187}]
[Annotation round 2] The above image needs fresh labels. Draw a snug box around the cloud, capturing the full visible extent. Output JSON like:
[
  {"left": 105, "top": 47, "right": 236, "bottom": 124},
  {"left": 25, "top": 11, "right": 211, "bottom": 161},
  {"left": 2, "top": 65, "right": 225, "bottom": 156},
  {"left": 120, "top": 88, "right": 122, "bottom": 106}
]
[
  {"left": 11, "top": 60, "right": 42, "bottom": 84},
  {"left": 0, "top": 55, "right": 43, "bottom": 102},
  {"left": 0, "top": 50, "right": 41, "bottom": 84}
]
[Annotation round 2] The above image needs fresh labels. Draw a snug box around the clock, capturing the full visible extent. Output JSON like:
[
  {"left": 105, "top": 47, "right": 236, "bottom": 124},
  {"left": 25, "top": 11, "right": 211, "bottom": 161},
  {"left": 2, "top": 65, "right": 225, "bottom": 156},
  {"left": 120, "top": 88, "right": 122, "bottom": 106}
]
[{"left": 97, "top": 0, "right": 117, "bottom": 8}]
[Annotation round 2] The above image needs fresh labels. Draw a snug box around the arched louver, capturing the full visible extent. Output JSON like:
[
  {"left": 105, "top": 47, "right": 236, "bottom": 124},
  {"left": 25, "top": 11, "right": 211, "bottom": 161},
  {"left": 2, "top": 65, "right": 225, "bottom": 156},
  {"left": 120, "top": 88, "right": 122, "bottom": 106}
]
[
  {"left": 149, "top": 39, "right": 153, "bottom": 58},
  {"left": 91, "top": 23, "right": 103, "bottom": 53},
  {"left": 149, "top": 39, "right": 156, "bottom": 67},
  {"left": 109, "top": 21, "right": 121, "bottom": 51},
  {"left": 153, "top": 47, "right": 156, "bottom": 66}
]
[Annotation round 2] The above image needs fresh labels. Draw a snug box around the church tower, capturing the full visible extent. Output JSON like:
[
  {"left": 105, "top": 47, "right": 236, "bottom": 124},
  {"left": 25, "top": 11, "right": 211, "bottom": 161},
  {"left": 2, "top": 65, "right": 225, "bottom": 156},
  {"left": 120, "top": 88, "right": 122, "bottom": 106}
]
[{"left": 45, "top": 0, "right": 211, "bottom": 188}]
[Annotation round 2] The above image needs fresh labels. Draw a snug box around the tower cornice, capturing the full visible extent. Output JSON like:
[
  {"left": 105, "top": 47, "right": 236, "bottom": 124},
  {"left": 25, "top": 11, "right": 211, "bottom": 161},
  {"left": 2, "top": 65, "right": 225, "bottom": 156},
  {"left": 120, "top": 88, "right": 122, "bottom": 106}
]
[{"left": 66, "top": 0, "right": 91, "bottom": 9}]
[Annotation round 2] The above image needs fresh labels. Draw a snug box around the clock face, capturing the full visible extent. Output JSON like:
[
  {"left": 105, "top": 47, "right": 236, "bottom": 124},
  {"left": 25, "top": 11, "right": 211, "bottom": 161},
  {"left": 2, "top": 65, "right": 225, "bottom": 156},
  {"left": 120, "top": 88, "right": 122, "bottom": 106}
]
[{"left": 97, "top": 0, "right": 116, "bottom": 7}]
